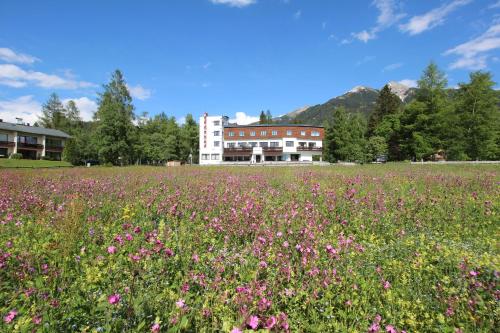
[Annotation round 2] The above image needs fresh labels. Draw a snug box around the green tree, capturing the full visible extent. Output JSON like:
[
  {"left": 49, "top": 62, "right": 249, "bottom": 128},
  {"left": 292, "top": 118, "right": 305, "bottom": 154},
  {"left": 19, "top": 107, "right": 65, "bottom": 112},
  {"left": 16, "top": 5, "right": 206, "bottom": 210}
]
[
  {"left": 179, "top": 114, "right": 199, "bottom": 164},
  {"left": 259, "top": 111, "right": 266, "bottom": 124},
  {"left": 324, "top": 107, "right": 366, "bottom": 162},
  {"left": 39, "top": 93, "right": 67, "bottom": 129},
  {"left": 266, "top": 110, "right": 273, "bottom": 124},
  {"left": 65, "top": 100, "right": 82, "bottom": 124},
  {"left": 94, "top": 70, "right": 136, "bottom": 165},
  {"left": 399, "top": 62, "right": 449, "bottom": 160},
  {"left": 366, "top": 136, "right": 388, "bottom": 162},
  {"left": 368, "top": 84, "right": 401, "bottom": 136},
  {"left": 450, "top": 71, "right": 499, "bottom": 160}
]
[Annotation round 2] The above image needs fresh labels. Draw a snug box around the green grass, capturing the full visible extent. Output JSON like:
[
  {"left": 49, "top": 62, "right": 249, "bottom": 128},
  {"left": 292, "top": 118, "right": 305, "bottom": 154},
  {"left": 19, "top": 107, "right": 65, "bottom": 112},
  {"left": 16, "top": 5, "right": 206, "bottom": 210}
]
[{"left": 0, "top": 158, "right": 72, "bottom": 168}]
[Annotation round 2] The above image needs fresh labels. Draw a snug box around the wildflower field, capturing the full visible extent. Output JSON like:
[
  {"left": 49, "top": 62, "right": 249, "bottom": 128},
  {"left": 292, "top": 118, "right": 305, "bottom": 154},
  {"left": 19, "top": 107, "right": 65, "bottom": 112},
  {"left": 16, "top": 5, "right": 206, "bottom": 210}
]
[{"left": 0, "top": 165, "right": 498, "bottom": 333}]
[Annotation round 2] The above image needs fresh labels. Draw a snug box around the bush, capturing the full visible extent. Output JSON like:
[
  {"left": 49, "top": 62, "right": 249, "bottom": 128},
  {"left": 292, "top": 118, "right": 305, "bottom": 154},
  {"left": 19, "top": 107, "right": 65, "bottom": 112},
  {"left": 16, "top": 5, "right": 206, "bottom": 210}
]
[{"left": 9, "top": 153, "right": 22, "bottom": 159}]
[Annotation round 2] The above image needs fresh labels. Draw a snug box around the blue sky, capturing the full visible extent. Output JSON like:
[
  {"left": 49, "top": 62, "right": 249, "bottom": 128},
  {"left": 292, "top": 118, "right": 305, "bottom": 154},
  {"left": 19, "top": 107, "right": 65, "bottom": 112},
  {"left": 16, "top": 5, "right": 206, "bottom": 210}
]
[{"left": 0, "top": 0, "right": 499, "bottom": 125}]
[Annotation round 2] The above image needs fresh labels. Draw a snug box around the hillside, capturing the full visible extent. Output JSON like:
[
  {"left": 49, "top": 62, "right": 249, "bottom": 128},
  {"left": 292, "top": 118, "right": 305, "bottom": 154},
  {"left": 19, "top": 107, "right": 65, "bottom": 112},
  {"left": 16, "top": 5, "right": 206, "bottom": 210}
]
[{"left": 269, "top": 83, "right": 499, "bottom": 126}]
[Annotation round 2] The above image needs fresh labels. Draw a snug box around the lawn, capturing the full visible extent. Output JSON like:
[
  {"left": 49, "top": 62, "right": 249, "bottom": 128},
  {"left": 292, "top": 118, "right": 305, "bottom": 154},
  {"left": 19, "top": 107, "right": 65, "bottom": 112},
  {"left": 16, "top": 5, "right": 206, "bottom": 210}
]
[
  {"left": 0, "top": 159, "right": 72, "bottom": 168},
  {"left": 0, "top": 165, "right": 498, "bottom": 332}
]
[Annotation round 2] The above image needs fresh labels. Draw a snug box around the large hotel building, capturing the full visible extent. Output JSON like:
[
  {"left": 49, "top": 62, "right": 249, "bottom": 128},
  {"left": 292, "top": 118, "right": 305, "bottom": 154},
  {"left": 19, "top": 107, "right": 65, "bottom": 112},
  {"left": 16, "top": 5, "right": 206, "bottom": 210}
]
[{"left": 199, "top": 113, "right": 324, "bottom": 165}]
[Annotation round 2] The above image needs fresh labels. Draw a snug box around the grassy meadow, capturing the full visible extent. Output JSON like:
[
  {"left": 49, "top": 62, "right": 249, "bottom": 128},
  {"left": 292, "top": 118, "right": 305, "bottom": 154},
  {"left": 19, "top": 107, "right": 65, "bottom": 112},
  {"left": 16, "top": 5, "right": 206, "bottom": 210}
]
[{"left": 0, "top": 164, "right": 498, "bottom": 332}]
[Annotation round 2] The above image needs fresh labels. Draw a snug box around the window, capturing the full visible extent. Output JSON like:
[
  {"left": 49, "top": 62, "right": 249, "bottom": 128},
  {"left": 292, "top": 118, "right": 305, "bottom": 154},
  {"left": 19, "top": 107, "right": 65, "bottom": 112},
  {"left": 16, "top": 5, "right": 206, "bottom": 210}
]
[
  {"left": 239, "top": 131, "right": 245, "bottom": 137},
  {"left": 211, "top": 154, "right": 220, "bottom": 160},
  {"left": 286, "top": 130, "right": 292, "bottom": 136},
  {"left": 214, "top": 131, "right": 220, "bottom": 136},
  {"left": 46, "top": 138, "right": 62, "bottom": 147},
  {"left": 271, "top": 130, "right": 277, "bottom": 136},
  {"left": 18, "top": 136, "right": 37, "bottom": 144},
  {"left": 286, "top": 141, "right": 294, "bottom": 147},
  {"left": 229, "top": 131, "right": 235, "bottom": 137},
  {"left": 270, "top": 141, "right": 279, "bottom": 147},
  {"left": 227, "top": 142, "right": 235, "bottom": 148},
  {"left": 214, "top": 141, "right": 220, "bottom": 147},
  {"left": 300, "top": 131, "right": 306, "bottom": 136},
  {"left": 201, "top": 154, "right": 209, "bottom": 160},
  {"left": 0, "top": 133, "right": 8, "bottom": 141},
  {"left": 259, "top": 142, "right": 268, "bottom": 148},
  {"left": 250, "top": 142, "right": 258, "bottom": 147},
  {"left": 238, "top": 142, "right": 247, "bottom": 147},
  {"left": 260, "top": 130, "right": 267, "bottom": 136},
  {"left": 311, "top": 131, "right": 320, "bottom": 137},
  {"left": 250, "top": 131, "right": 256, "bottom": 136},
  {"left": 213, "top": 120, "right": 220, "bottom": 126},
  {"left": 298, "top": 142, "right": 306, "bottom": 147}
]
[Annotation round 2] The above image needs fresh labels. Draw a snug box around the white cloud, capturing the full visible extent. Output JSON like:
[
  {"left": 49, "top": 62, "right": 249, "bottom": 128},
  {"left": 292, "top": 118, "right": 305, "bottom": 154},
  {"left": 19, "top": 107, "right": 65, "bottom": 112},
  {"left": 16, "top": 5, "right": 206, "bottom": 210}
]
[
  {"left": 400, "top": 0, "right": 472, "bottom": 35},
  {"left": 397, "top": 79, "right": 417, "bottom": 88},
  {"left": 489, "top": 0, "right": 500, "bottom": 9},
  {"left": 293, "top": 10, "right": 302, "bottom": 19},
  {"left": 0, "top": 95, "right": 41, "bottom": 125},
  {"left": 352, "top": 0, "right": 406, "bottom": 42},
  {"left": 126, "top": 84, "right": 152, "bottom": 100},
  {"left": 0, "top": 64, "right": 95, "bottom": 89},
  {"left": 210, "top": 0, "right": 256, "bottom": 7},
  {"left": 356, "top": 55, "right": 376, "bottom": 66},
  {"left": 62, "top": 97, "right": 97, "bottom": 121},
  {"left": 0, "top": 48, "right": 39, "bottom": 64},
  {"left": 229, "top": 112, "right": 259, "bottom": 125},
  {"left": 444, "top": 23, "right": 500, "bottom": 69},
  {"left": 203, "top": 62, "right": 212, "bottom": 70},
  {"left": 383, "top": 62, "right": 403, "bottom": 72}
]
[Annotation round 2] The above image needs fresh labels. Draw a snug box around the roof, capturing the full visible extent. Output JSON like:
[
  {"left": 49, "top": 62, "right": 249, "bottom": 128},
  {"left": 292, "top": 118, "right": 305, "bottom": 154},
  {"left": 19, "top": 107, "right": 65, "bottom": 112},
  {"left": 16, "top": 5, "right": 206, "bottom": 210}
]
[
  {"left": 0, "top": 121, "right": 71, "bottom": 138},
  {"left": 225, "top": 123, "right": 324, "bottom": 128}
]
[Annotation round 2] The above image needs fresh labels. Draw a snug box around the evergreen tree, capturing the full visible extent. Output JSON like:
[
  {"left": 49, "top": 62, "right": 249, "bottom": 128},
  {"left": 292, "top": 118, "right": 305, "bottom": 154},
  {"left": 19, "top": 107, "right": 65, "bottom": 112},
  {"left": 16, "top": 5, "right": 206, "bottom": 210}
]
[
  {"left": 368, "top": 84, "right": 401, "bottom": 136},
  {"left": 366, "top": 136, "right": 388, "bottom": 162},
  {"left": 94, "top": 70, "right": 136, "bottom": 165},
  {"left": 451, "top": 71, "right": 499, "bottom": 160},
  {"left": 266, "top": 110, "right": 273, "bottom": 124},
  {"left": 39, "top": 93, "right": 67, "bottom": 129},
  {"left": 259, "top": 111, "right": 266, "bottom": 124},
  {"left": 65, "top": 100, "right": 82, "bottom": 124},
  {"left": 179, "top": 114, "right": 199, "bottom": 164},
  {"left": 324, "top": 107, "right": 366, "bottom": 162},
  {"left": 399, "top": 62, "right": 449, "bottom": 160}
]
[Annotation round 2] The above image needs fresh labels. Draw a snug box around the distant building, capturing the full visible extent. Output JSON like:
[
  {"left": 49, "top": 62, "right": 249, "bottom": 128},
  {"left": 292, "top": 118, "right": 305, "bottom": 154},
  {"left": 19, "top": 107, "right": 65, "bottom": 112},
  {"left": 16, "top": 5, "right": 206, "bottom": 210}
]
[
  {"left": 199, "top": 113, "right": 324, "bottom": 165},
  {"left": 0, "top": 120, "right": 71, "bottom": 160}
]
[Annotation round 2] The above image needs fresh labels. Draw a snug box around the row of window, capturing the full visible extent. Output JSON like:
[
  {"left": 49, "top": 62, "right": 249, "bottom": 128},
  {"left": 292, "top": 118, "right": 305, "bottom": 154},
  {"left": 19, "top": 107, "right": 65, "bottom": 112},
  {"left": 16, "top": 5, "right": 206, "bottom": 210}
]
[
  {"left": 227, "top": 129, "right": 320, "bottom": 137},
  {"left": 225, "top": 141, "right": 318, "bottom": 148},
  {"left": 201, "top": 154, "right": 220, "bottom": 160}
]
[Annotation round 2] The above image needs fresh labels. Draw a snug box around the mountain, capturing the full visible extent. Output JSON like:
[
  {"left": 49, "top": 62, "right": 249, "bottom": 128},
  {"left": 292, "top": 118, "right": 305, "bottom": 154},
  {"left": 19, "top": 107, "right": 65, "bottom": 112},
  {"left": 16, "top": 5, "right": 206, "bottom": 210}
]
[
  {"left": 269, "top": 83, "right": 499, "bottom": 126},
  {"left": 273, "top": 85, "right": 380, "bottom": 126}
]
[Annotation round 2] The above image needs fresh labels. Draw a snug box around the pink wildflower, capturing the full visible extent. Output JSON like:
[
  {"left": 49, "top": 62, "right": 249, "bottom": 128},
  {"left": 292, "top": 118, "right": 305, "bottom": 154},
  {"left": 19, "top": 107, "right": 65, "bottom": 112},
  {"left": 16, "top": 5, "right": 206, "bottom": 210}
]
[
  {"left": 248, "top": 315, "right": 259, "bottom": 330},
  {"left": 108, "top": 294, "right": 120, "bottom": 305},
  {"left": 383, "top": 280, "right": 391, "bottom": 290},
  {"left": 175, "top": 299, "right": 185, "bottom": 308},
  {"left": 4, "top": 310, "right": 17, "bottom": 323},
  {"left": 125, "top": 233, "right": 133, "bottom": 241},
  {"left": 107, "top": 246, "right": 116, "bottom": 254},
  {"left": 386, "top": 325, "right": 397, "bottom": 333},
  {"left": 230, "top": 328, "right": 242, "bottom": 333},
  {"left": 151, "top": 323, "right": 160, "bottom": 333},
  {"left": 265, "top": 316, "right": 277, "bottom": 329},
  {"left": 469, "top": 270, "right": 478, "bottom": 277}
]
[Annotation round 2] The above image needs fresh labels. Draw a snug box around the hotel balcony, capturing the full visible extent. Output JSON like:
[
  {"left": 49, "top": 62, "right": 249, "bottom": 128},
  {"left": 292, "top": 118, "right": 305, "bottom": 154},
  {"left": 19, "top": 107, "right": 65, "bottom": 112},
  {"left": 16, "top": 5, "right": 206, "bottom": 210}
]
[
  {"left": 224, "top": 147, "right": 252, "bottom": 156},
  {"left": 263, "top": 147, "right": 283, "bottom": 155},
  {"left": 0, "top": 140, "right": 15, "bottom": 148},
  {"left": 297, "top": 146, "right": 322, "bottom": 152},
  {"left": 17, "top": 142, "right": 44, "bottom": 150},
  {"left": 45, "top": 144, "right": 64, "bottom": 152}
]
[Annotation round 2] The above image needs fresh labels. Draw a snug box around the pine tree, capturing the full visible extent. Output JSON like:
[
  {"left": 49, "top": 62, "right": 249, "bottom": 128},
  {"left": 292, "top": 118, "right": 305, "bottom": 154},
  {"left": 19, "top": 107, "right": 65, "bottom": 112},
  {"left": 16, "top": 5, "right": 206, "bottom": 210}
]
[
  {"left": 39, "top": 93, "right": 67, "bottom": 129},
  {"left": 259, "top": 111, "right": 266, "bottom": 124},
  {"left": 266, "top": 110, "right": 273, "bottom": 124},
  {"left": 324, "top": 107, "right": 366, "bottom": 162},
  {"left": 65, "top": 100, "right": 82, "bottom": 124},
  {"left": 179, "top": 114, "right": 199, "bottom": 164},
  {"left": 368, "top": 84, "right": 401, "bottom": 136},
  {"left": 94, "top": 70, "right": 136, "bottom": 165},
  {"left": 399, "top": 62, "right": 449, "bottom": 160}
]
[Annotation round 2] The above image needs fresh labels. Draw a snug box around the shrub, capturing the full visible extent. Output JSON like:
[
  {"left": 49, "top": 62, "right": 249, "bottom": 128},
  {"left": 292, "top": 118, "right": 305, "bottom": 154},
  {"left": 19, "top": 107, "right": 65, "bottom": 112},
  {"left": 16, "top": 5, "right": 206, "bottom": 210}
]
[{"left": 9, "top": 153, "right": 22, "bottom": 159}]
